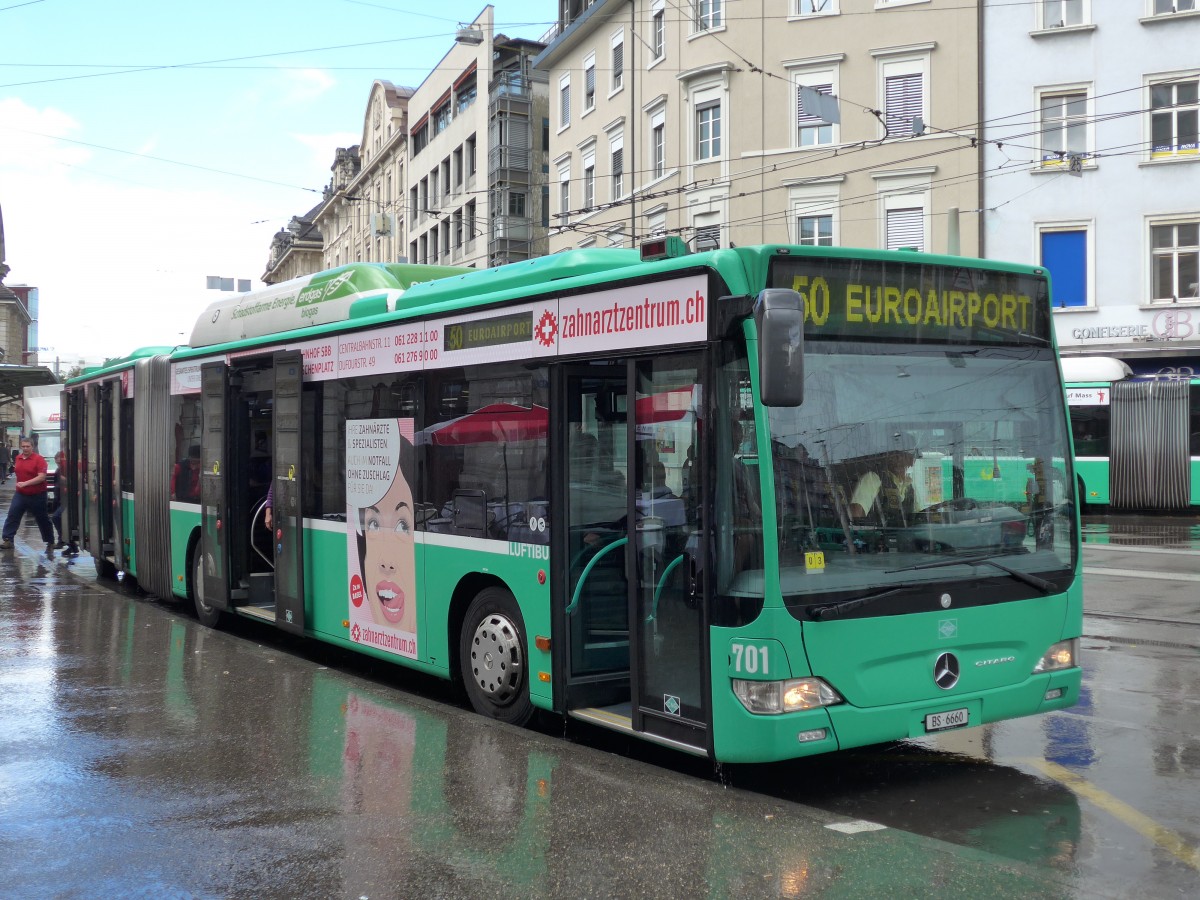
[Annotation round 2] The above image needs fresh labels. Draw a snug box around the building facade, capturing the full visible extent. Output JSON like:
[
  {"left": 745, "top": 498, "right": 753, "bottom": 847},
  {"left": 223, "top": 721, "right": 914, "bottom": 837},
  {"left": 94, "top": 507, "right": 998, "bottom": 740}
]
[
  {"left": 316, "top": 84, "right": 409, "bottom": 273},
  {"left": 404, "top": 6, "right": 550, "bottom": 268},
  {"left": 262, "top": 197, "right": 330, "bottom": 285},
  {"left": 983, "top": 1, "right": 1200, "bottom": 374},
  {"left": 266, "top": 6, "right": 550, "bottom": 277},
  {"left": 535, "top": 0, "right": 982, "bottom": 256}
]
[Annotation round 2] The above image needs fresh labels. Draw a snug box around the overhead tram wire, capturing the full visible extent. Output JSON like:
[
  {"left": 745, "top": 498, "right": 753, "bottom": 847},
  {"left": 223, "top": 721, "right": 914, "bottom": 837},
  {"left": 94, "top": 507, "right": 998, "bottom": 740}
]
[
  {"left": 549, "top": 79, "right": 1175, "bottom": 234},
  {"left": 0, "top": 24, "right": 549, "bottom": 90},
  {"left": 1, "top": 126, "right": 323, "bottom": 194}
]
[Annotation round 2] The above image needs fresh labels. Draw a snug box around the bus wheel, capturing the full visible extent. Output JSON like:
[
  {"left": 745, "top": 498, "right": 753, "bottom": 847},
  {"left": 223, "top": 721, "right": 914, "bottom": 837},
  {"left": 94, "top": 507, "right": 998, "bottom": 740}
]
[
  {"left": 192, "top": 549, "right": 222, "bottom": 628},
  {"left": 459, "top": 587, "right": 533, "bottom": 726}
]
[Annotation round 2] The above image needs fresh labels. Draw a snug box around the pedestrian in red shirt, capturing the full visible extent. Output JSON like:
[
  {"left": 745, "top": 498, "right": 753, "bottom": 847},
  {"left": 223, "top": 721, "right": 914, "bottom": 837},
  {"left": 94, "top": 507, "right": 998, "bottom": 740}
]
[{"left": 1, "top": 438, "right": 56, "bottom": 556}]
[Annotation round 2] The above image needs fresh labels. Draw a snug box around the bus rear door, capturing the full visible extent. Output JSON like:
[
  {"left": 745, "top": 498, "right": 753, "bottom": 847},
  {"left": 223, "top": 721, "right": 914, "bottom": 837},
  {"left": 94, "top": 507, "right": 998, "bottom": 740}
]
[
  {"left": 271, "top": 350, "right": 305, "bottom": 634},
  {"left": 199, "top": 361, "right": 234, "bottom": 613}
]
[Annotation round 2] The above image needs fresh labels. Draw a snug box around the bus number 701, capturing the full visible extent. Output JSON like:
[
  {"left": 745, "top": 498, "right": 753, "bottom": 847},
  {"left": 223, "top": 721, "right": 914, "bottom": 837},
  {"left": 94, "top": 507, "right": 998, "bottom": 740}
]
[{"left": 730, "top": 642, "right": 770, "bottom": 676}]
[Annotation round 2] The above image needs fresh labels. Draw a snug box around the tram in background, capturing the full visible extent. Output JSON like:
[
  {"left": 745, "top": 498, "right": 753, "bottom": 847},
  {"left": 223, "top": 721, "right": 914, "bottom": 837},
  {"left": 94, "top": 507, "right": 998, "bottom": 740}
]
[
  {"left": 62, "top": 242, "right": 1082, "bottom": 764},
  {"left": 1063, "top": 356, "right": 1200, "bottom": 510}
]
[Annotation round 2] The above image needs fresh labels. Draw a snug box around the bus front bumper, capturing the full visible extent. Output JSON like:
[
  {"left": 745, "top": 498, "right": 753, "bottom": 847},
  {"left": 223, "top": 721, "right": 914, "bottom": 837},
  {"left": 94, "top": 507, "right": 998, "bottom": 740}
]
[{"left": 711, "top": 669, "right": 1081, "bottom": 764}]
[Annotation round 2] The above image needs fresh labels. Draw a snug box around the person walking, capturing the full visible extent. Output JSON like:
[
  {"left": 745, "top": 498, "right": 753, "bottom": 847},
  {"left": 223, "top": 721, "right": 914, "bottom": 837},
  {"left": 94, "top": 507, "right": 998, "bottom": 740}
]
[{"left": 1, "top": 438, "right": 56, "bottom": 556}]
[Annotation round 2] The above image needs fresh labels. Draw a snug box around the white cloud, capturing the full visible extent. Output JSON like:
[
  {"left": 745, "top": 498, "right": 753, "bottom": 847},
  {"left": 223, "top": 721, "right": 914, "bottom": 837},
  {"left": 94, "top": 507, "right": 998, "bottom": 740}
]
[
  {"left": 2, "top": 101, "right": 286, "bottom": 358},
  {"left": 0, "top": 98, "right": 90, "bottom": 173},
  {"left": 291, "top": 131, "right": 362, "bottom": 171},
  {"left": 282, "top": 68, "right": 337, "bottom": 105}
]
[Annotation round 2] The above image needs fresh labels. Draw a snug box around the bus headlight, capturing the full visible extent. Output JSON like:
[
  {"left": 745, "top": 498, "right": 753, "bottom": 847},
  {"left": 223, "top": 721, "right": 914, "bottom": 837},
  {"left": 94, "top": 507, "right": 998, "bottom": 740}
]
[
  {"left": 1033, "top": 638, "right": 1079, "bottom": 673},
  {"left": 732, "top": 678, "right": 843, "bottom": 715}
]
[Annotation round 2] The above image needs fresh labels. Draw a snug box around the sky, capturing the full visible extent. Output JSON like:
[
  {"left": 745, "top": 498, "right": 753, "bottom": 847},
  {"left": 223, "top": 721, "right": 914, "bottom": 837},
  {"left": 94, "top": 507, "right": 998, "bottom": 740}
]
[{"left": 0, "top": 0, "right": 552, "bottom": 368}]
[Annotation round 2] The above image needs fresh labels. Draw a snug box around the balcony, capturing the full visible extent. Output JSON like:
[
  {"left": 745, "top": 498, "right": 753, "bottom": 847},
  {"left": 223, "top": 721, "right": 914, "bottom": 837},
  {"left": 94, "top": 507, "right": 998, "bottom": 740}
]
[
  {"left": 489, "top": 215, "right": 534, "bottom": 264},
  {"left": 489, "top": 72, "right": 533, "bottom": 119},
  {"left": 489, "top": 145, "right": 533, "bottom": 186}
]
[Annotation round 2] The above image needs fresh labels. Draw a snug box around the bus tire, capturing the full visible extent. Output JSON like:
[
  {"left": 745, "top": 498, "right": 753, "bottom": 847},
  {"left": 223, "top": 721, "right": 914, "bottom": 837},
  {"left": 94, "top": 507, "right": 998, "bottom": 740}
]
[
  {"left": 192, "top": 548, "right": 223, "bottom": 629},
  {"left": 459, "top": 587, "right": 533, "bottom": 726}
]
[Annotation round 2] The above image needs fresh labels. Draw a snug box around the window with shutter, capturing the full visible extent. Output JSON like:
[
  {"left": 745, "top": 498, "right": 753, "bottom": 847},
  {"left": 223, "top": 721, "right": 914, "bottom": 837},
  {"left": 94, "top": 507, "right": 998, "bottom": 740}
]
[
  {"left": 585, "top": 64, "right": 595, "bottom": 110},
  {"left": 560, "top": 79, "right": 571, "bottom": 127},
  {"left": 796, "top": 83, "right": 833, "bottom": 146},
  {"left": 611, "top": 145, "right": 624, "bottom": 198},
  {"left": 885, "top": 73, "right": 922, "bottom": 137},
  {"left": 886, "top": 208, "right": 924, "bottom": 251},
  {"left": 612, "top": 40, "right": 624, "bottom": 90},
  {"left": 695, "top": 223, "right": 721, "bottom": 250}
]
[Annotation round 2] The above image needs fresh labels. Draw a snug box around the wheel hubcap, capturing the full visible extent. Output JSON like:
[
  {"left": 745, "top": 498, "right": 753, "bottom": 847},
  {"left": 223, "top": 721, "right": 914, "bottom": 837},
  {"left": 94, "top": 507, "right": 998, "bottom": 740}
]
[{"left": 469, "top": 613, "right": 523, "bottom": 704}]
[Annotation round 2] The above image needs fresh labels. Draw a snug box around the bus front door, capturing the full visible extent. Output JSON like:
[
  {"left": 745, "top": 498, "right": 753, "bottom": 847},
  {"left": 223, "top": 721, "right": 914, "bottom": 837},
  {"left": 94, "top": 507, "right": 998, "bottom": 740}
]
[
  {"left": 631, "top": 354, "right": 708, "bottom": 749},
  {"left": 271, "top": 350, "right": 305, "bottom": 635},
  {"left": 560, "top": 355, "right": 709, "bottom": 751},
  {"left": 561, "top": 364, "right": 631, "bottom": 709}
]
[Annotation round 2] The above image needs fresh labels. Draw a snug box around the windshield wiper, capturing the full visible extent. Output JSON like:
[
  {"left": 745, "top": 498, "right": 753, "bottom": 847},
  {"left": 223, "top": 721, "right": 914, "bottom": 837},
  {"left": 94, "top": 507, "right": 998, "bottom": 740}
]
[
  {"left": 810, "top": 587, "right": 907, "bottom": 621},
  {"left": 887, "top": 554, "right": 1055, "bottom": 594}
]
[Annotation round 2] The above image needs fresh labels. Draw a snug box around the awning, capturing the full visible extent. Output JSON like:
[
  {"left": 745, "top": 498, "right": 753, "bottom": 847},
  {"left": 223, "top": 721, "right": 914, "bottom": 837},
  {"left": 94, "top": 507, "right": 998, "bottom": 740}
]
[{"left": 0, "top": 364, "right": 59, "bottom": 407}]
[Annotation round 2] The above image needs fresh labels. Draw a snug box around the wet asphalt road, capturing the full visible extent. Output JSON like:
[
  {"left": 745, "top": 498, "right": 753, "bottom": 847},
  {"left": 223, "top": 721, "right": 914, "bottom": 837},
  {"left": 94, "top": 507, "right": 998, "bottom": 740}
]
[{"left": 1, "top": 506, "right": 1198, "bottom": 898}]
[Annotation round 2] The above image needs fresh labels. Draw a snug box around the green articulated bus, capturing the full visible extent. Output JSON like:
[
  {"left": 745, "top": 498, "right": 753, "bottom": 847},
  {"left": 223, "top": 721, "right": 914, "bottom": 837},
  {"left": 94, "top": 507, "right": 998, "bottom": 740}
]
[
  {"left": 1062, "top": 356, "right": 1200, "bottom": 511},
  {"left": 62, "top": 243, "right": 1082, "bottom": 763}
]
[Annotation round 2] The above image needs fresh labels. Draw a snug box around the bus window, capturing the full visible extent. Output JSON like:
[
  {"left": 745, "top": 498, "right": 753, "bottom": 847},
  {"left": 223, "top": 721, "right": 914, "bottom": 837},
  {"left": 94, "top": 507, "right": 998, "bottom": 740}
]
[
  {"left": 1069, "top": 404, "right": 1110, "bottom": 457},
  {"left": 171, "top": 395, "right": 202, "bottom": 502},
  {"left": 714, "top": 347, "right": 765, "bottom": 626},
  {"left": 302, "top": 381, "right": 346, "bottom": 519},
  {"left": 341, "top": 374, "right": 423, "bottom": 521},
  {"left": 119, "top": 397, "right": 135, "bottom": 493},
  {"left": 423, "top": 365, "right": 548, "bottom": 543}
]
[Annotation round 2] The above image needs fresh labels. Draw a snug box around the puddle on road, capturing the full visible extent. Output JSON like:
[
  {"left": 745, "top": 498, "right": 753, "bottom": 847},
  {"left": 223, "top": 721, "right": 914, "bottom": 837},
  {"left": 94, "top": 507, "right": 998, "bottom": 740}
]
[{"left": 1081, "top": 516, "right": 1200, "bottom": 550}]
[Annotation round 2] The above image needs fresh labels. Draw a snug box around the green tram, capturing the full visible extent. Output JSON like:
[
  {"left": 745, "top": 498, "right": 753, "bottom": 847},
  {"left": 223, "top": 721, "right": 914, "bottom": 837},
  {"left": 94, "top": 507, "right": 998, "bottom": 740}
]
[{"left": 62, "top": 243, "right": 1082, "bottom": 763}]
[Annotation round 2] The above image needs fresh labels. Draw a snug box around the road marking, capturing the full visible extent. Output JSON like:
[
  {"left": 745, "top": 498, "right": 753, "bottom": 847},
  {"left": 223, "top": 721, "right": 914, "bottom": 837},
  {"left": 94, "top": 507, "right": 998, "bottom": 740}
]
[
  {"left": 1025, "top": 759, "right": 1200, "bottom": 872},
  {"left": 825, "top": 820, "right": 887, "bottom": 834},
  {"left": 1083, "top": 566, "right": 1200, "bottom": 583}
]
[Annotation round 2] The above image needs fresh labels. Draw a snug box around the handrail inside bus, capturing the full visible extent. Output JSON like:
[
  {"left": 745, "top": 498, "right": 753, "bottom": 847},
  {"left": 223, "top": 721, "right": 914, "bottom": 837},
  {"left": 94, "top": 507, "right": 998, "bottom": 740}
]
[
  {"left": 251, "top": 496, "right": 274, "bottom": 570},
  {"left": 648, "top": 553, "right": 686, "bottom": 623},
  {"left": 566, "top": 537, "right": 627, "bottom": 615}
]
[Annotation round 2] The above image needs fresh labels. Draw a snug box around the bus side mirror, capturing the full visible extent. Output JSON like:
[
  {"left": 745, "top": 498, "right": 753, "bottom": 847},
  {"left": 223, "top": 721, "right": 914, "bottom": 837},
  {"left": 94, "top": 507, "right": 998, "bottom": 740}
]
[{"left": 754, "top": 288, "right": 804, "bottom": 407}]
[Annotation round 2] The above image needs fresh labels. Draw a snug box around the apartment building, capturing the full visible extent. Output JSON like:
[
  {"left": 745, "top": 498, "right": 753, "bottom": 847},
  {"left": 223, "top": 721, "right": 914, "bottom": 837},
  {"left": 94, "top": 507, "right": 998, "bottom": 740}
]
[
  {"left": 982, "top": 1, "right": 1200, "bottom": 372},
  {"left": 262, "top": 198, "right": 330, "bottom": 285},
  {"left": 534, "top": 0, "right": 982, "bottom": 256},
  {"left": 316, "top": 85, "right": 412, "bottom": 273},
  {"left": 265, "top": 6, "right": 550, "bottom": 279},
  {"left": 404, "top": 7, "right": 550, "bottom": 269}
]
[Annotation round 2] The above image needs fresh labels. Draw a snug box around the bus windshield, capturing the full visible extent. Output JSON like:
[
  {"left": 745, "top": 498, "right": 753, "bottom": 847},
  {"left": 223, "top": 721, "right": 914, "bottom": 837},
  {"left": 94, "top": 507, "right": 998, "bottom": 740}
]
[{"left": 766, "top": 342, "right": 1076, "bottom": 608}]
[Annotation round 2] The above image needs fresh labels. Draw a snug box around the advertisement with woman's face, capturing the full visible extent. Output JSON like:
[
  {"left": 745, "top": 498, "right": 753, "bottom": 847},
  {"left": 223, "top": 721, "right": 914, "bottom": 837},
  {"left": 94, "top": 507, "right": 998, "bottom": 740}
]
[{"left": 347, "top": 418, "right": 418, "bottom": 659}]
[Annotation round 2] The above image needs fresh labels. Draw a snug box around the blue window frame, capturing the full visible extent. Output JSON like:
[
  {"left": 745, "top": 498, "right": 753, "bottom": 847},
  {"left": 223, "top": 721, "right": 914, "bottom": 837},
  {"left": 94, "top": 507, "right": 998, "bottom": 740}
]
[{"left": 1041, "top": 229, "right": 1087, "bottom": 308}]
